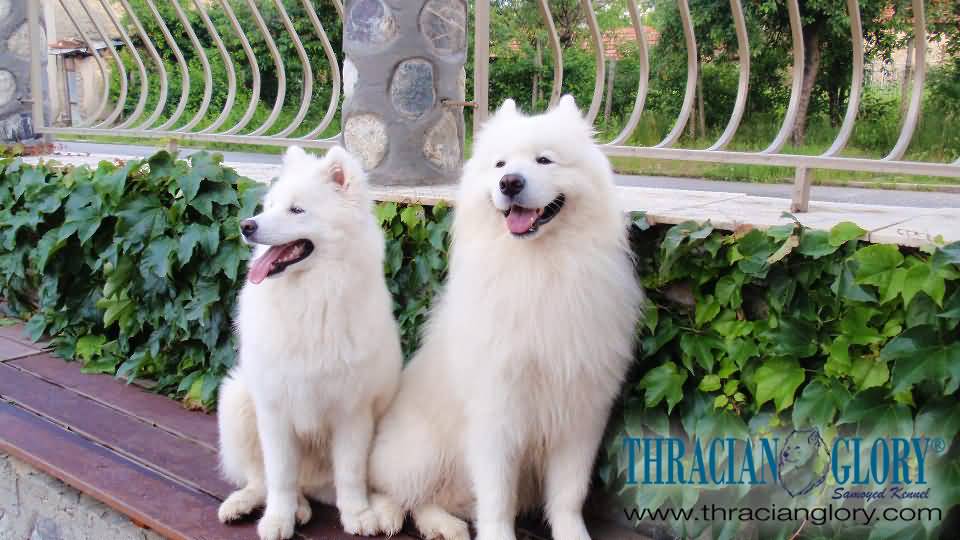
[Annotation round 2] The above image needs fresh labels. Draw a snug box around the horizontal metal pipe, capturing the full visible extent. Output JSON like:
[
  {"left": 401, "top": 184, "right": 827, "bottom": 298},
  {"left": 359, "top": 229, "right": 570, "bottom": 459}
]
[
  {"left": 601, "top": 144, "right": 960, "bottom": 178},
  {"left": 38, "top": 126, "right": 340, "bottom": 149}
]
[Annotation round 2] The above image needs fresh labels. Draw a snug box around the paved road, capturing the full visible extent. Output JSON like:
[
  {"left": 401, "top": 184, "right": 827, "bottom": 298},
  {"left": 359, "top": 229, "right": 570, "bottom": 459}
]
[{"left": 51, "top": 141, "right": 960, "bottom": 209}]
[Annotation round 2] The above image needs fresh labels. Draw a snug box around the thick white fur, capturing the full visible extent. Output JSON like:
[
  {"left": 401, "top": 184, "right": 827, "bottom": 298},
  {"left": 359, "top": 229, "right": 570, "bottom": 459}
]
[
  {"left": 217, "top": 146, "right": 402, "bottom": 540},
  {"left": 369, "top": 96, "right": 644, "bottom": 540}
]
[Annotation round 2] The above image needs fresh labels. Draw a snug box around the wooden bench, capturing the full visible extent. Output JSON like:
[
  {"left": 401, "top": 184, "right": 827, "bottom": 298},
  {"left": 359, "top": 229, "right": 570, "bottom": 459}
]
[{"left": 1, "top": 323, "right": 651, "bottom": 540}]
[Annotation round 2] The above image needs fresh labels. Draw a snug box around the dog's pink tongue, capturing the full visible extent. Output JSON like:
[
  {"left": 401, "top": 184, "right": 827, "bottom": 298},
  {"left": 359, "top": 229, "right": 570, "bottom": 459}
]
[
  {"left": 506, "top": 207, "right": 538, "bottom": 234},
  {"left": 248, "top": 246, "right": 285, "bottom": 284}
]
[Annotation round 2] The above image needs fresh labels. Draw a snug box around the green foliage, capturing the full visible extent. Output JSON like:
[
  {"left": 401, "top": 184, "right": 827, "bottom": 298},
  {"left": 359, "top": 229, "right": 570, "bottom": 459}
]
[
  {"left": 0, "top": 152, "right": 265, "bottom": 407},
  {"left": 609, "top": 218, "right": 959, "bottom": 539}
]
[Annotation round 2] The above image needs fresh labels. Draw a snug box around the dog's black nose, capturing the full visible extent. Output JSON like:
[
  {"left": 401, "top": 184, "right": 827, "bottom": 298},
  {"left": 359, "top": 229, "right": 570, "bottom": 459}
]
[
  {"left": 499, "top": 174, "right": 525, "bottom": 197},
  {"left": 240, "top": 219, "right": 258, "bottom": 237}
]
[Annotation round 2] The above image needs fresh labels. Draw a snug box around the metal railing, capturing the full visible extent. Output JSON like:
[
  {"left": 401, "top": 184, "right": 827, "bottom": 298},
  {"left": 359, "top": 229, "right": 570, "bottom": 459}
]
[
  {"left": 27, "top": 0, "right": 344, "bottom": 149},
  {"left": 25, "top": 1, "right": 960, "bottom": 212},
  {"left": 472, "top": 0, "right": 959, "bottom": 212}
]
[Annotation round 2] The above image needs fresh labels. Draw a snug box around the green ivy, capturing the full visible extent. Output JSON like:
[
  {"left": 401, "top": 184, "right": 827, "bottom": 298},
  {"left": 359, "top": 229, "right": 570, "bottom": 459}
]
[{"left": 1, "top": 154, "right": 957, "bottom": 538}]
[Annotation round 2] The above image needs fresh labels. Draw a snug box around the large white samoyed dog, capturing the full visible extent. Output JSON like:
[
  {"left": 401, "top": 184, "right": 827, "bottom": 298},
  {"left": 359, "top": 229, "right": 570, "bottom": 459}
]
[
  {"left": 216, "top": 146, "right": 402, "bottom": 540},
  {"left": 369, "top": 96, "right": 644, "bottom": 540}
]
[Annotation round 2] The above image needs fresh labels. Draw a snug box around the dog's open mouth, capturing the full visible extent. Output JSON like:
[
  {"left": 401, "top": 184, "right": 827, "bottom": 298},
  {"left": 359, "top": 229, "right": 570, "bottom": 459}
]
[
  {"left": 247, "top": 240, "right": 314, "bottom": 284},
  {"left": 503, "top": 194, "right": 565, "bottom": 237}
]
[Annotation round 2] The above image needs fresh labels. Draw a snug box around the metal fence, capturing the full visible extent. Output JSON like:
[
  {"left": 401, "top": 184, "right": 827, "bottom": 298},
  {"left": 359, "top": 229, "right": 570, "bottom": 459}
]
[
  {"left": 25, "top": 1, "right": 960, "bottom": 212},
  {"left": 27, "top": 0, "right": 344, "bottom": 148}
]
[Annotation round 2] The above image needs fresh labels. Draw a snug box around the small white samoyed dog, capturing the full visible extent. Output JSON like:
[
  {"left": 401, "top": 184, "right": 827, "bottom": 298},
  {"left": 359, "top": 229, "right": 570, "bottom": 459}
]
[
  {"left": 216, "top": 146, "right": 402, "bottom": 540},
  {"left": 369, "top": 96, "right": 645, "bottom": 540}
]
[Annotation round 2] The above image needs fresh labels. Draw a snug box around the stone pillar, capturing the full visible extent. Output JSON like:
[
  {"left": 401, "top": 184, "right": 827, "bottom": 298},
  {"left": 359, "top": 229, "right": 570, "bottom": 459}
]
[
  {"left": 342, "top": 0, "right": 466, "bottom": 186},
  {"left": 0, "top": 0, "right": 47, "bottom": 143}
]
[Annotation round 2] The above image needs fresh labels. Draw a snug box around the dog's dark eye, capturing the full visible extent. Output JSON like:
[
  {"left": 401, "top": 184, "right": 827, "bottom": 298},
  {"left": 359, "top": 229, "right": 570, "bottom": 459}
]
[
  {"left": 495, "top": 160, "right": 506, "bottom": 168},
  {"left": 536, "top": 156, "right": 553, "bottom": 165},
  {"left": 290, "top": 206, "right": 304, "bottom": 214}
]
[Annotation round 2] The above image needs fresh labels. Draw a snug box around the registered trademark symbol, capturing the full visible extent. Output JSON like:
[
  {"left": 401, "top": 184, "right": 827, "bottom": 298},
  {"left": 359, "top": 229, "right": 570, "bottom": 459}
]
[{"left": 928, "top": 438, "right": 947, "bottom": 454}]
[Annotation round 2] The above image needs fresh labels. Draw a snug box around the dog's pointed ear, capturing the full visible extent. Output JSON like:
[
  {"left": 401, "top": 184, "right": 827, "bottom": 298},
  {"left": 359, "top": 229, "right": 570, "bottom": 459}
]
[
  {"left": 495, "top": 98, "right": 518, "bottom": 117},
  {"left": 323, "top": 146, "right": 360, "bottom": 189},
  {"left": 283, "top": 145, "right": 309, "bottom": 166},
  {"left": 555, "top": 94, "right": 581, "bottom": 118}
]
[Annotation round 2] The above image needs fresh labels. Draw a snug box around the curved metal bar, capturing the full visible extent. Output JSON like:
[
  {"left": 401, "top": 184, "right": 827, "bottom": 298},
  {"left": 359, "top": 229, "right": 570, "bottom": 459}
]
[
  {"left": 761, "top": 0, "right": 804, "bottom": 154},
  {"left": 55, "top": 0, "right": 109, "bottom": 127},
  {"left": 654, "top": 0, "right": 697, "bottom": 149},
  {"left": 300, "top": 0, "right": 342, "bottom": 140},
  {"left": 97, "top": 0, "right": 149, "bottom": 129},
  {"left": 71, "top": 0, "right": 127, "bottom": 127},
  {"left": 822, "top": 0, "right": 864, "bottom": 157},
  {"left": 142, "top": 0, "right": 191, "bottom": 131},
  {"left": 537, "top": 0, "right": 564, "bottom": 109},
  {"left": 271, "top": 0, "right": 314, "bottom": 138},
  {"left": 331, "top": 0, "right": 344, "bottom": 19},
  {"left": 884, "top": 0, "right": 926, "bottom": 161},
  {"left": 707, "top": 0, "right": 750, "bottom": 151},
  {"left": 245, "top": 0, "right": 288, "bottom": 137},
  {"left": 193, "top": 0, "right": 237, "bottom": 134},
  {"left": 170, "top": 0, "right": 214, "bottom": 132},
  {"left": 580, "top": 0, "right": 605, "bottom": 124},
  {"left": 217, "top": 0, "right": 261, "bottom": 135},
  {"left": 116, "top": 0, "right": 169, "bottom": 130},
  {"left": 606, "top": 0, "right": 649, "bottom": 146}
]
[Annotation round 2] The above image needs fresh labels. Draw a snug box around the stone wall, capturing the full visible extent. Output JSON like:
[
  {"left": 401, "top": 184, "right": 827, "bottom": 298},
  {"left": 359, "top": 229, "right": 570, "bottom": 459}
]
[
  {"left": 342, "top": 0, "right": 467, "bottom": 186},
  {"left": 0, "top": 0, "right": 46, "bottom": 143},
  {"left": 0, "top": 453, "right": 165, "bottom": 540}
]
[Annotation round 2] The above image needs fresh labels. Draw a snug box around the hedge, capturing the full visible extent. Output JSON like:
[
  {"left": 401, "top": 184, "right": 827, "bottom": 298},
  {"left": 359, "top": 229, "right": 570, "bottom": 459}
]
[{"left": 1, "top": 153, "right": 957, "bottom": 539}]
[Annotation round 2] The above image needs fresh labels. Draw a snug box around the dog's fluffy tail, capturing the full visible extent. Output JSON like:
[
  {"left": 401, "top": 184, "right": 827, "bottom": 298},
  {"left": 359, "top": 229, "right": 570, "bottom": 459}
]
[{"left": 217, "top": 372, "right": 262, "bottom": 486}]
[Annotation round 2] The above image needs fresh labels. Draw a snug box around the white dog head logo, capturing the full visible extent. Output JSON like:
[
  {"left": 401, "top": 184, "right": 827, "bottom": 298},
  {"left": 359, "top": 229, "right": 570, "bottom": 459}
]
[
  {"left": 241, "top": 146, "right": 369, "bottom": 284},
  {"left": 460, "top": 94, "right": 615, "bottom": 241}
]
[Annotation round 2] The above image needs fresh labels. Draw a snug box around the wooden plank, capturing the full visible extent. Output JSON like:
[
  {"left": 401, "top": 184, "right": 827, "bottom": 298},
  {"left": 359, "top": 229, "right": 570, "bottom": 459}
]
[
  {"left": 0, "top": 324, "right": 41, "bottom": 347},
  {"left": 9, "top": 353, "right": 218, "bottom": 450},
  {"left": 0, "top": 362, "right": 232, "bottom": 499},
  {"left": 0, "top": 336, "right": 41, "bottom": 362},
  {"left": 0, "top": 402, "right": 259, "bottom": 540}
]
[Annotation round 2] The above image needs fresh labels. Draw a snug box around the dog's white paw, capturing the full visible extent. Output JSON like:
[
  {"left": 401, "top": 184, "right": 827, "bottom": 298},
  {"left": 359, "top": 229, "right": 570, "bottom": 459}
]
[
  {"left": 421, "top": 518, "right": 470, "bottom": 540},
  {"left": 369, "top": 493, "right": 404, "bottom": 535},
  {"left": 257, "top": 511, "right": 296, "bottom": 540},
  {"left": 296, "top": 494, "right": 312, "bottom": 525},
  {"left": 340, "top": 507, "right": 381, "bottom": 537},
  {"left": 218, "top": 488, "right": 264, "bottom": 523},
  {"left": 550, "top": 512, "right": 591, "bottom": 540},
  {"left": 475, "top": 521, "right": 516, "bottom": 540}
]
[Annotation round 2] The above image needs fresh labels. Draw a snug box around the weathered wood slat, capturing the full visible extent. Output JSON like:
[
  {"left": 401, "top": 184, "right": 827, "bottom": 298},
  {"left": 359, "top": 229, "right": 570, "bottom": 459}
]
[
  {"left": 9, "top": 353, "right": 219, "bottom": 450},
  {"left": 0, "top": 402, "right": 259, "bottom": 540},
  {"left": 0, "top": 362, "right": 232, "bottom": 499}
]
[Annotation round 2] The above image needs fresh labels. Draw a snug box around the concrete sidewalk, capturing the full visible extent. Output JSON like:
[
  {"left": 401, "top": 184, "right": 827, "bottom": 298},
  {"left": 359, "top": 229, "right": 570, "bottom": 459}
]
[{"left": 49, "top": 141, "right": 960, "bottom": 209}]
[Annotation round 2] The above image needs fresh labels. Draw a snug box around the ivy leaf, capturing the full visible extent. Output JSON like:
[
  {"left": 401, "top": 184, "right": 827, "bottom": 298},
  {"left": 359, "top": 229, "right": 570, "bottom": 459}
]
[
  {"left": 766, "top": 235, "right": 799, "bottom": 264},
  {"left": 754, "top": 358, "right": 805, "bottom": 412},
  {"left": 94, "top": 161, "right": 134, "bottom": 201},
  {"left": 680, "top": 333, "right": 721, "bottom": 372},
  {"left": 631, "top": 211, "right": 651, "bottom": 231},
  {"left": 829, "top": 222, "right": 867, "bottom": 246},
  {"left": 764, "top": 317, "right": 817, "bottom": 358},
  {"left": 374, "top": 202, "right": 399, "bottom": 225},
  {"left": 179, "top": 223, "right": 220, "bottom": 263},
  {"left": 824, "top": 336, "right": 852, "bottom": 378},
  {"left": 793, "top": 381, "right": 846, "bottom": 428},
  {"left": 797, "top": 230, "right": 837, "bottom": 258},
  {"left": 931, "top": 241, "right": 960, "bottom": 268},
  {"left": 850, "top": 356, "right": 890, "bottom": 391},
  {"left": 638, "top": 361, "right": 687, "bottom": 413},
  {"left": 833, "top": 261, "right": 877, "bottom": 303},
  {"left": 854, "top": 244, "right": 904, "bottom": 284},
  {"left": 698, "top": 374, "right": 721, "bottom": 392},
  {"left": 143, "top": 237, "right": 177, "bottom": 278},
  {"left": 75, "top": 335, "right": 107, "bottom": 362},
  {"left": 694, "top": 295, "right": 721, "bottom": 327},
  {"left": 915, "top": 400, "right": 960, "bottom": 452},
  {"left": 839, "top": 307, "right": 882, "bottom": 346},
  {"left": 901, "top": 263, "right": 945, "bottom": 306}
]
